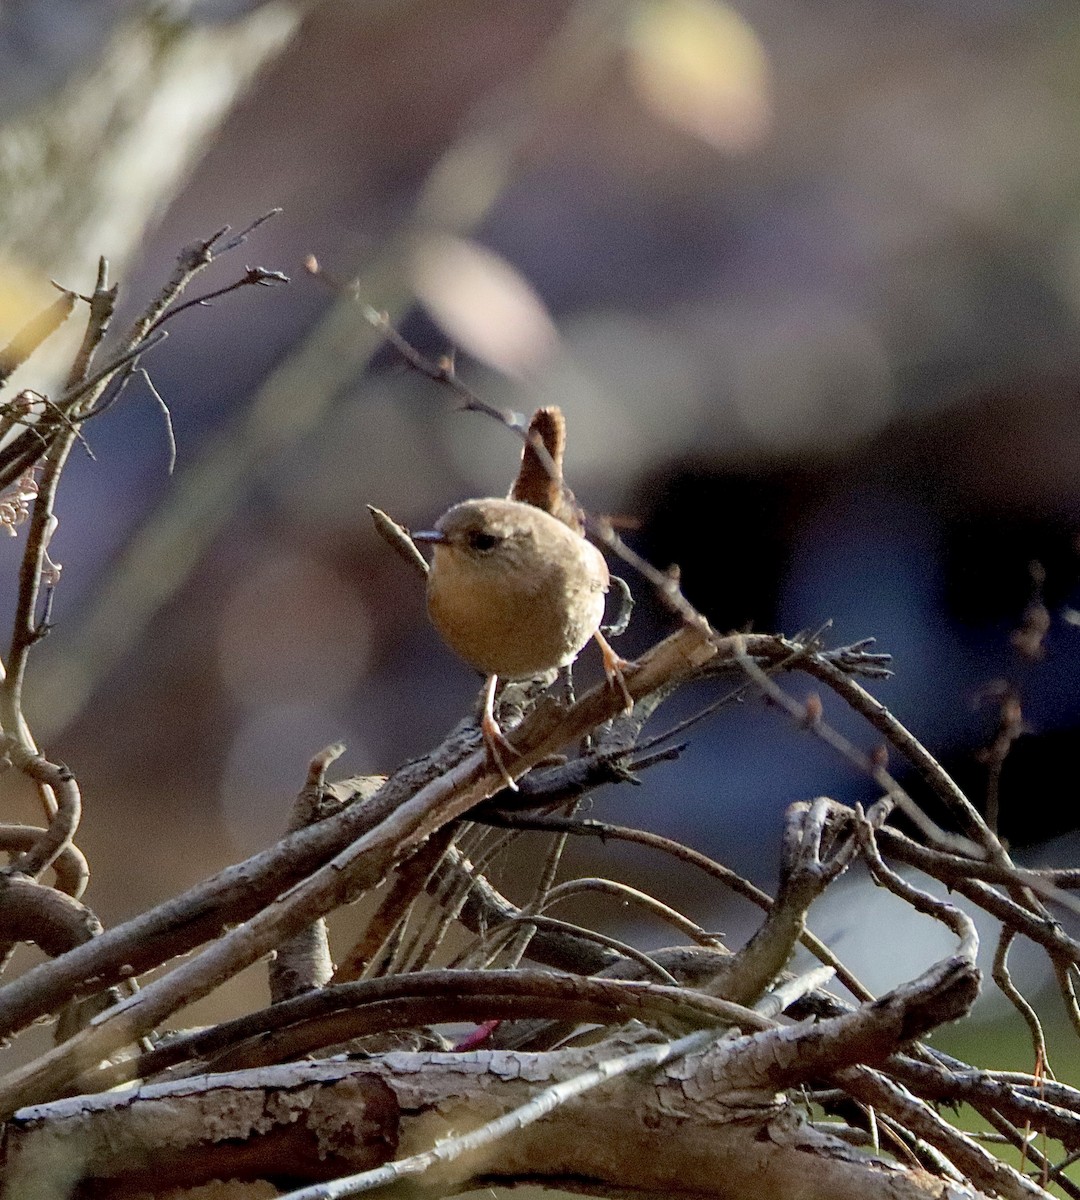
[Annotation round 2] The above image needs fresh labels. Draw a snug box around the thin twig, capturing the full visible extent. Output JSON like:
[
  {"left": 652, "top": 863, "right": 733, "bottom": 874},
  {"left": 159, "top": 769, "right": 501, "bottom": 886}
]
[
  {"left": 360, "top": 306, "right": 712, "bottom": 629},
  {"left": 457, "top": 911, "right": 682, "bottom": 985},
  {"left": 137, "top": 370, "right": 177, "bottom": 475},
  {"left": 992, "top": 929, "right": 1050, "bottom": 1076},
  {"left": 735, "top": 635, "right": 977, "bottom": 855},
  {"left": 400, "top": 826, "right": 518, "bottom": 973},
  {"left": 367, "top": 505, "right": 429, "bottom": 577},
  {"left": 1, "top": 263, "right": 116, "bottom": 756},
  {"left": 531, "top": 876, "right": 724, "bottom": 949},
  {"left": 478, "top": 810, "right": 873, "bottom": 1001},
  {"left": 149, "top": 266, "right": 288, "bottom": 331},
  {"left": 852, "top": 807, "right": 979, "bottom": 964},
  {"left": 1055, "top": 963, "right": 1080, "bottom": 1041},
  {"left": 499, "top": 800, "right": 579, "bottom": 971},
  {"left": 129, "top": 214, "right": 282, "bottom": 346},
  {"left": 333, "top": 826, "right": 455, "bottom": 983},
  {"left": 800, "top": 655, "right": 1005, "bottom": 859}
]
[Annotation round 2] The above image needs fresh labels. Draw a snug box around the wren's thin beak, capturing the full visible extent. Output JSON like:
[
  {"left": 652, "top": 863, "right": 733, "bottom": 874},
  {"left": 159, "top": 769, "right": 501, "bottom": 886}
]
[{"left": 411, "top": 530, "right": 448, "bottom": 545}]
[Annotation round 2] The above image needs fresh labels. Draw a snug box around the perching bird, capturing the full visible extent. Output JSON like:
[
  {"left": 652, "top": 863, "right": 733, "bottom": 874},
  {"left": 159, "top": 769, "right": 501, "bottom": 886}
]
[{"left": 412, "top": 407, "right": 632, "bottom": 785}]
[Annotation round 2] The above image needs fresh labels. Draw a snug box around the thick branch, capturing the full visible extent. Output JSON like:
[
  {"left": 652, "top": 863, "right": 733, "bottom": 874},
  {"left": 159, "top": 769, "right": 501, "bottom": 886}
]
[{"left": 2, "top": 1046, "right": 991, "bottom": 1200}]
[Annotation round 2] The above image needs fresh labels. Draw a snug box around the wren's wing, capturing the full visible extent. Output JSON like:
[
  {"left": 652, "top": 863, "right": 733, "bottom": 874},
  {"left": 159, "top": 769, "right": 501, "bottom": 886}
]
[{"left": 509, "top": 405, "right": 585, "bottom": 533}]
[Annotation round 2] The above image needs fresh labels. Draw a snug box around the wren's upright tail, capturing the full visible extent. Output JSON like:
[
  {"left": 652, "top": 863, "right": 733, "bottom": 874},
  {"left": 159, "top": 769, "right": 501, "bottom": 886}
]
[
  {"left": 508, "top": 405, "right": 634, "bottom": 711},
  {"left": 509, "top": 406, "right": 584, "bottom": 533}
]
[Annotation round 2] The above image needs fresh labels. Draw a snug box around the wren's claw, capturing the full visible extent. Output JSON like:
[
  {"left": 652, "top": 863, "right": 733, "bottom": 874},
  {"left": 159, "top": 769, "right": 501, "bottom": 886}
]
[
  {"left": 595, "top": 631, "right": 636, "bottom": 714},
  {"left": 481, "top": 709, "right": 520, "bottom": 791},
  {"left": 481, "top": 675, "right": 520, "bottom": 791}
]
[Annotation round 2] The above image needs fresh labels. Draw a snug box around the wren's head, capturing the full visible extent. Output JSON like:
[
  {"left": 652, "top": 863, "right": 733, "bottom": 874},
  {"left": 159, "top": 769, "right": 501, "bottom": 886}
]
[
  {"left": 422, "top": 498, "right": 565, "bottom": 570},
  {"left": 413, "top": 497, "right": 609, "bottom": 679}
]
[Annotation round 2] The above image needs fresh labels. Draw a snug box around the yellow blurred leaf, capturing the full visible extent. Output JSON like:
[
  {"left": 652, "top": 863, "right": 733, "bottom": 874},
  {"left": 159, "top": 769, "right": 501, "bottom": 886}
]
[
  {"left": 626, "top": 0, "right": 770, "bottom": 151},
  {"left": 0, "top": 262, "right": 58, "bottom": 347}
]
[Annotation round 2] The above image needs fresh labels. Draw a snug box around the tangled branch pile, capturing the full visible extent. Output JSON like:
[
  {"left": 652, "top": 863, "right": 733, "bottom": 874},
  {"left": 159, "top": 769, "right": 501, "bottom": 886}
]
[{"left": 0, "top": 229, "right": 1077, "bottom": 1200}]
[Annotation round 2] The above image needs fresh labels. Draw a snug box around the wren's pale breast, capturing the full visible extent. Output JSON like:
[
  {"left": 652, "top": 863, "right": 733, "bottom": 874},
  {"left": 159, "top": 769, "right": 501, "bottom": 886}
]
[{"left": 423, "top": 498, "right": 609, "bottom": 680}]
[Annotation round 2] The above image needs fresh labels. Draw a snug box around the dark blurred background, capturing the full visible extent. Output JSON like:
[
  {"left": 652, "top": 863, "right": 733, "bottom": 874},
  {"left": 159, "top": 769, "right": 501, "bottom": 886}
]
[{"left": 1, "top": 0, "right": 1079, "bottom": 1034}]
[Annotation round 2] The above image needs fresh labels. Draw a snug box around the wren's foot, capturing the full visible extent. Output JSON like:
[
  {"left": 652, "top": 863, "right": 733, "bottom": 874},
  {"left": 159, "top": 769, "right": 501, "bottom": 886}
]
[
  {"left": 482, "top": 674, "right": 520, "bottom": 790},
  {"left": 594, "top": 631, "right": 636, "bottom": 714}
]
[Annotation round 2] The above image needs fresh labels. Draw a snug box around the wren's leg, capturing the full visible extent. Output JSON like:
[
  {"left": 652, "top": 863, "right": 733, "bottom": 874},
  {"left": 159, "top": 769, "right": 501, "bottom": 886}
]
[
  {"left": 594, "top": 631, "right": 635, "bottom": 714},
  {"left": 481, "top": 673, "right": 520, "bottom": 790}
]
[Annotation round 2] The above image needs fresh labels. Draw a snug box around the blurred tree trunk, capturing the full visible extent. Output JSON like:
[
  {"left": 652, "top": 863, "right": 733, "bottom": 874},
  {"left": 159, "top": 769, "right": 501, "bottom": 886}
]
[{"left": 0, "top": 1, "right": 303, "bottom": 382}]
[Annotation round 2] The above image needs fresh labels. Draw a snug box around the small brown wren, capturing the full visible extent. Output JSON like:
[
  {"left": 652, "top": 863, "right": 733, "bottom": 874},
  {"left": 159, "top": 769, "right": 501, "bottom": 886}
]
[{"left": 412, "top": 407, "right": 632, "bottom": 785}]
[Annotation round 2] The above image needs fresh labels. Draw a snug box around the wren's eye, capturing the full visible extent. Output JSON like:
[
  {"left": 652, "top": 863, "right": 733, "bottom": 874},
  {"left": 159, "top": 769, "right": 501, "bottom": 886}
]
[{"left": 467, "top": 530, "right": 500, "bottom": 553}]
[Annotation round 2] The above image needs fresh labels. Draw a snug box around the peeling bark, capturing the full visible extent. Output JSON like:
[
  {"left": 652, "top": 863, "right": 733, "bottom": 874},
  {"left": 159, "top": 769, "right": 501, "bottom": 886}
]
[{"left": 1, "top": 1047, "right": 989, "bottom": 1200}]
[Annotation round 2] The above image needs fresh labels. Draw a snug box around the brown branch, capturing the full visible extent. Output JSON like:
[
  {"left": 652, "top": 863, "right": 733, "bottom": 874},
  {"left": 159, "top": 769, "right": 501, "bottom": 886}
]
[
  {"left": 1, "top": 746, "right": 82, "bottom": 882},
  {"left": 2, "top": 1046, "right": 983, "bottom": 1200},
  {"left": 0, "top": 875, "right": 101, "bottom": 959},
  {"left": 0, "top": 826, "right": 88, "bottom": 898},
  {"left": 887, "top": 1056, "right": 1080, "bottom": 1153},
  {"left": 83, "top": 969, "right": 774, "bottom": 1091},
  {"left": 267, "top": 745, "right": 349, "bottom": 1004},
  {"left": 332, "top": 824, "right": 457, "bottom": 982},
  {"left": 840, "top": 1067, "right": 1050, "bottom": 1200},
  {"left": 478, "top": 809, "right": 873, "bottom": 1001},
  {"left": 0, "top": 627, "right": 948, "bottom": 1121},
  {"left": 0, "top": 623, "right": 723, "bottom": 1113}
]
